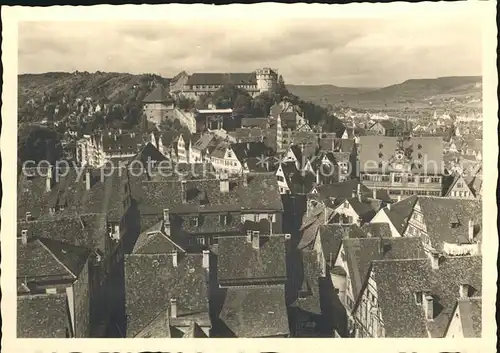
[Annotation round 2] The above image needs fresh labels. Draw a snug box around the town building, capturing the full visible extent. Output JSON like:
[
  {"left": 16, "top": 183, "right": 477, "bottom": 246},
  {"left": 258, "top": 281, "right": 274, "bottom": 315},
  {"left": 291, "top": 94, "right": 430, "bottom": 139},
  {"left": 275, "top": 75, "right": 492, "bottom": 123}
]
[
  {"left": 402, "top": 196, "right": 482, "bottom": 256},
  {"left": 172, "top": 68, "right": 278, "bottom": 100},
  {"left": 353, "top": 255, "right": 481, "bottom": 337},
  {"left": 358, "top": 136, "right": 445, "bottom": 198},
  {"left": 215, "top": 233, "right": 290, "bottom": 337},
  {"left": 76, "top": 131, "right": 144, "bottom": 167}
]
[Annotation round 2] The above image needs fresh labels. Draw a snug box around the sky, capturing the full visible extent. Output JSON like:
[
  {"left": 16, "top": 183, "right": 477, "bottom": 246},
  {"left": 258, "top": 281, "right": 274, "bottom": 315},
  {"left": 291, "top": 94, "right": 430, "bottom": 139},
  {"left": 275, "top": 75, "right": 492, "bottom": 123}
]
[{"left": 18, "top": 15, "right": 483, "bottom": 87}]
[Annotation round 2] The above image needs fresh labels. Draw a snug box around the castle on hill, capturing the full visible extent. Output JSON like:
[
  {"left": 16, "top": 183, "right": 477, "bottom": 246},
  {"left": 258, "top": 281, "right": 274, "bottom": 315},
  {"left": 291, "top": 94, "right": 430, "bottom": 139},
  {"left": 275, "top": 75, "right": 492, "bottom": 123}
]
[{"left": 169, "top": 68, "right": 278, "bottom": 100}]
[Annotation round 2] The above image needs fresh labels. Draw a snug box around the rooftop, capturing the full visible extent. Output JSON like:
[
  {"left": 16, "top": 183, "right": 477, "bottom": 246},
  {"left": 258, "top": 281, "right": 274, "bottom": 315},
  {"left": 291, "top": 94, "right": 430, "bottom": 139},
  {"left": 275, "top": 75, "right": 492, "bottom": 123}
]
[
  {"left": 125, "top": 253, "right": 209, "bottom": 337},
  {"left": 218, "top": 234, "right": 287, "bottom": 286},
  {"left": 219, "top": 285, "right": 289, "bottom": 337},
  {"left": 370, "top": 255, "right": 482, "bottom": 337}
]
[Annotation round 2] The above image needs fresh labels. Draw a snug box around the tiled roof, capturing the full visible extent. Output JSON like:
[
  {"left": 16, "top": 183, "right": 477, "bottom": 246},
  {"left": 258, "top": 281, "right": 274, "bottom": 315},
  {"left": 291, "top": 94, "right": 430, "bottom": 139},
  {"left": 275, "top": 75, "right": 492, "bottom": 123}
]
[
  {"left": 344, "top": 237, "right": 426, "bottom": 303},
  {"left": 125, "top": 253, "right": 209, "bottom": 337},
  {"left": 318, "top": 225, "right": 351, "bottom": 267},
  {"left": 383, "top": 194, "right": 418, "bottom": 235},
  {"left": 360, "top": 223, "right": 392, "bottom": 238},
  {"left": 298, "top": 207, "right": 335, "bottom": 250},
  {"left": 291, "top": 250, "right": 322, "bottom": 314},
  {"left": 132, "top": 221, "right": 185, "bottom": 254},
  {"left": 314, "top": 179, "right": 370, "bottom": 201},
  {"left": 456, "top": 297, "right": 482, "bottom": 337},
  {"left": 241, "top": 117, "right": 269, "bottom": 129},
  {"left": 220, "top": 285, "right": 289, "bottom": 337},
  {"left": 370, "top": 255, "right": 482, "bottom": 337},
  {"left": 417, "top": 197, "right": 481, "bottom": 249},
  {"left": 192, "top": 133, "right": 216, "bottom": 151},
  {"left": 143, "top": 84, "right": 172, "bottom": 103},
  {"left": 18, "top": 213, "right": 107, "bottom": 251},
  {"left": 17, "top": 293, "right": 68, "bottom": 337},
  {"left": 134, "top": 173, "right": 283, "bottom": 215},
  {"left": 102, "top": 132, "right": 145, "bottom": 154},
  {"left": 133, "top": 309, "right": 171, "bottom": 338},
  {"left": 186, "top": 73, "right": 257, "bottom": 86},
  {"left": 218, "top": 235, "right": 287, "bottom": 285},
  {"left": 358, "top": 136, "right": 444, "bottom": 174},
  {"left": 18, "top": 166, "right": 127, "bottom": 222},
  {"left": 230, "top": 141, "right": 274, "bottom": 164}
]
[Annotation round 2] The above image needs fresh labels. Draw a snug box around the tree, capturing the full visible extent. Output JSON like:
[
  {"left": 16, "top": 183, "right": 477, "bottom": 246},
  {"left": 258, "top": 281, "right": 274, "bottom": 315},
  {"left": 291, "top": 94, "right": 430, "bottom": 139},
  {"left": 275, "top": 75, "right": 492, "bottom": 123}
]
[
  {"left": 18, "top": 124, "right": 63, "bottom": 165},
  {"left": 177, "top": 96, "right": 196, "bottom": 110}
]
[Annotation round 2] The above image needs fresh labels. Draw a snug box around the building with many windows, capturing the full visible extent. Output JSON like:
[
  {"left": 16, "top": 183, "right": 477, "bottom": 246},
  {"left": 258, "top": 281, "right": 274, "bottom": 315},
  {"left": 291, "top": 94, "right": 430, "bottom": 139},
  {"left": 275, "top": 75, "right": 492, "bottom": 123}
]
[{"left": 358, "top": 136, "right": 444, "bottom": 198}]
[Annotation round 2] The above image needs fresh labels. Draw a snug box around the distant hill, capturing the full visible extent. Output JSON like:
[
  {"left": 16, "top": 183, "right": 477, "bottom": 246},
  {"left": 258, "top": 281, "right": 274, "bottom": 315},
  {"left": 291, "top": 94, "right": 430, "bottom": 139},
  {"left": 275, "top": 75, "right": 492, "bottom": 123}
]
[
  {"left": 287, "top": 76, "right": 482, "bottom": 110},
  {"left": 18, "top": 71, "right": 169, "bottom": 107},
  {"left": 286, "top": 84, "right": 374, "bottom": 104},
  {"left": 18, "top": 71, "right": 170, "bottom": 125}
]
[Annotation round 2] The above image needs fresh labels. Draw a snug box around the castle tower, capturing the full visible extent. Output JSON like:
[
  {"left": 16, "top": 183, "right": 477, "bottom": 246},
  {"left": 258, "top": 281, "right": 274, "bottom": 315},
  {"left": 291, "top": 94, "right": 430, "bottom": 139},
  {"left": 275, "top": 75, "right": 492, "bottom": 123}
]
[{"left": 255, "top": 68, "right": 278, "bottom": 93}]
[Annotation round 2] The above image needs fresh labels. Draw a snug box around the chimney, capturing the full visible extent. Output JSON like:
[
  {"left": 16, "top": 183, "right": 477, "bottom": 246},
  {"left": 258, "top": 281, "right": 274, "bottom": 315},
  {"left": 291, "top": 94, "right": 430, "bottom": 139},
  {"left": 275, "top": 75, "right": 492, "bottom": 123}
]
[
  {"left": 468, "top": 220, "right": 474, "bottom": 242},
  {"left": 163, "top": 208, "right": 170, "bottom": 224},
  {"left": 46, "top": 166, "right": 53, "bottom": 192},
  {"left": 356, "top": 183, "right": 361, "bottom": 196},
  {"left": 459, "top": 284, "right": 470, "bottom": 298},
  {"left": 324, "top": 207, "right": 328, "bottom": 224},
  {"left": 242, "top": 174, "right": 248, "bottom": 187},
  {"left": 397, "top": 195, "right": 402, "bottom": 202},
  {"left": 170, "top": 298, "right": 177, "bottom": 318},
  {"left": 202, "top": 250, "right": 210, "bottom": 269},
  {"left": 246, "top": 230, "right": 252, "bottom": 243},
  {"left": 372, "top": 188, "right": 377, "bottom": 199},
  {"left": 424, "top": 295, "right": 434, "bottom": 321},
  {"left": 181, "top": 181, "right": 187, "bottom": 203},
  {"left": 172, "top": 250, "right": 178, "bottom": 267},
  {"left": 25, "top": 212, "right": 32, "bottom": 222},
  {"left": 252, "top": 230, "right": 260, "bottom": 249},
  {"left": 85, "top": 170, "right": 91, "bottom": 190},
  {"left": 220, "top": 175, "right": 230, "bottom": 193},
  {"left": 387, "top": 203, "right": 391, "bottom": 211},
  {"left": 21, "top": 230, "right": 28, "bottom": 244}
]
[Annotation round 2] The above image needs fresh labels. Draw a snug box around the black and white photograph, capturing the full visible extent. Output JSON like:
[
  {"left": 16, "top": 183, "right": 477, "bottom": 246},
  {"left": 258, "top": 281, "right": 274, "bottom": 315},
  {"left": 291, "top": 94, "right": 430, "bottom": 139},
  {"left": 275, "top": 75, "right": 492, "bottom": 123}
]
[{"left": 1, "top": 2, "right": 497, "bottom": 352}]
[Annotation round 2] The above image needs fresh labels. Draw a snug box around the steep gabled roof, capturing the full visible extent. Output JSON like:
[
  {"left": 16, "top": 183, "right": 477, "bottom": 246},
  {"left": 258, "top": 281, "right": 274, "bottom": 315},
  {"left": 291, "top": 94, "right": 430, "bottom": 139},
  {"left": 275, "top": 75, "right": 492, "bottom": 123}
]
[
  {"left": 125, "top": 253, "right": 209, "bottom": 337},
  {"left": 218, "top": 235, "right": 287, "bottom": 285},
  {"left": 370, "top": 255, "right": 482, "bottom": 337},
  {"left": 143, "top": 84, "right": 172, "bottom": 103},
  {"left": 345, "top": 237, "right": 426, "bottom": 304},
  {"left": 416, "top": 197, "right": 481, "bottom": 249},
  {"left": 220, "top": 285, "right": 289, "bottom": 337}
]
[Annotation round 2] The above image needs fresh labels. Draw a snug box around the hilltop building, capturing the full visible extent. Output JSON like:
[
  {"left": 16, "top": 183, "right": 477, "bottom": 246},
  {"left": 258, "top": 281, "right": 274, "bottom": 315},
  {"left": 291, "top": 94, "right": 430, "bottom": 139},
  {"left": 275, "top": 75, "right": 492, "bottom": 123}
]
[{"left": 169, "top": 68, "right": 278, "bottom": 100}]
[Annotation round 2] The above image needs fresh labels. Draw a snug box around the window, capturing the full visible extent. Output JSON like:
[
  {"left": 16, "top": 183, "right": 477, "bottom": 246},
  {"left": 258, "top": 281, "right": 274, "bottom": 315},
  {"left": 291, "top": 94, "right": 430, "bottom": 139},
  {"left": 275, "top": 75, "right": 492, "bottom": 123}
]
[
  {"left": 45, "top": 288, "right": 57, "bottom": 294},
  {"left": 196, "top": 236, "right": 205, "bottom": 245},
  {"left": 219, "top": 214, "right": 230, "bottom": 225},
  {"left": 394, "top": 175, "right": 402, "bottom": 183},
  {"left": 408, "top": 176, "right": 415, "bottom": 182},
  {"left": 189, "top": 216, "right": 199, "bottom": 227},
  {"left": 457, "top": 182, "right": 463, "bottom": 188},
  {"left": 378, "top": 162, "right": 383, "bottom": 169}
]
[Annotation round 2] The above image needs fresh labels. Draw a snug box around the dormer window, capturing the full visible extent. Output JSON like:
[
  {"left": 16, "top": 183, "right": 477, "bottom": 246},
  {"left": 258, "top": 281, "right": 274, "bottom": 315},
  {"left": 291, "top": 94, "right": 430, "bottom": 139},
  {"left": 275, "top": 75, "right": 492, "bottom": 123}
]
[{"left": 450, "top": 213, "right": 460, "bottom": 228}]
